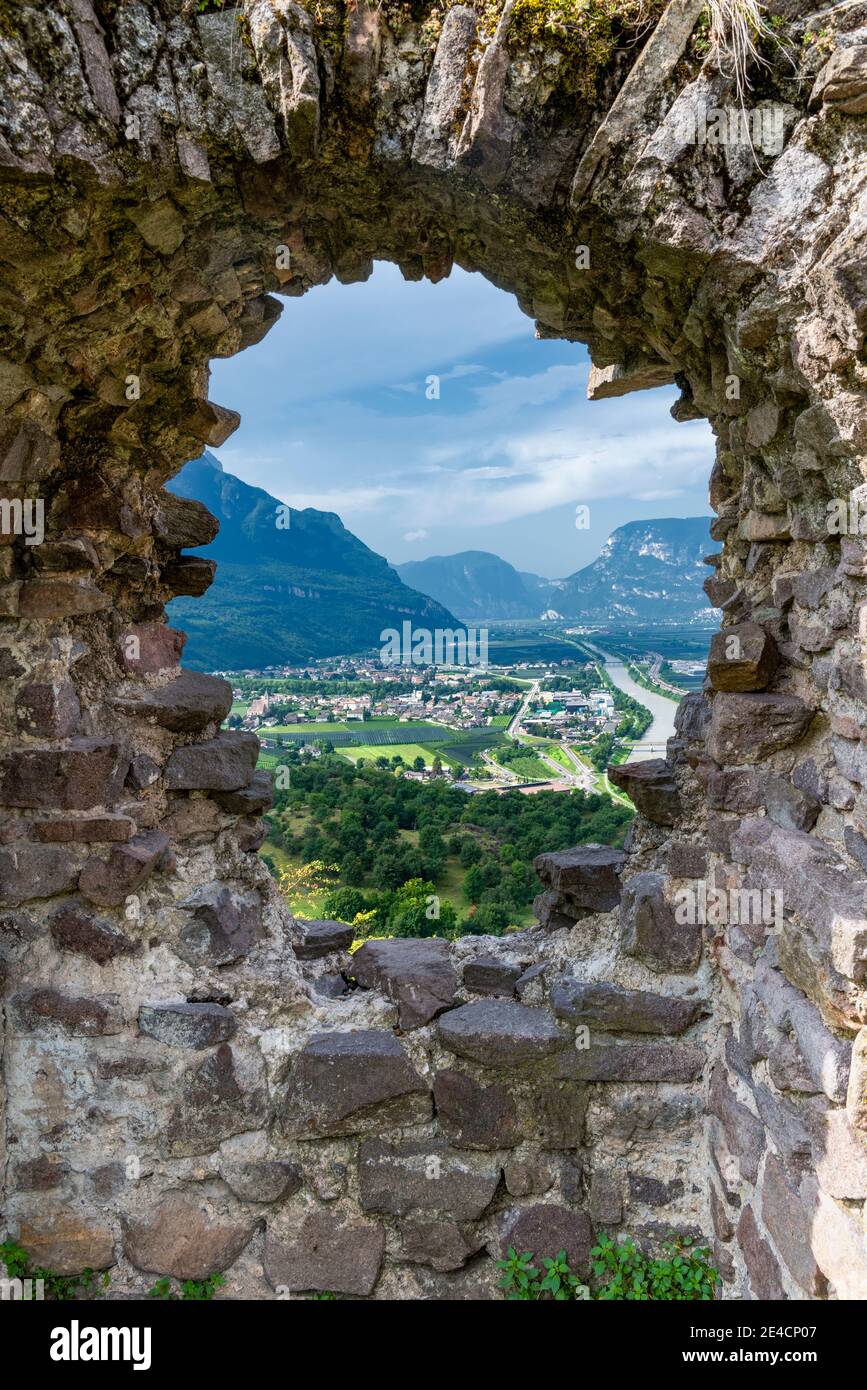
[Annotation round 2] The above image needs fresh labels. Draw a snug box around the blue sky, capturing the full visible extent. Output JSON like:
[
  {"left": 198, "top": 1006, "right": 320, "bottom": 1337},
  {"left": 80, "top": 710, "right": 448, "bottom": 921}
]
[{"left": 208, "top": 262, "right": 714, "bottom": 578}]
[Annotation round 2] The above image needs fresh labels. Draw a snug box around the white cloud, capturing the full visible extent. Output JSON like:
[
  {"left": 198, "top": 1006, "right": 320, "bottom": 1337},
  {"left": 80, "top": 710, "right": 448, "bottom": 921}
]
[{"left": 207, "top": 261, "right": 714, "bottom": 574}]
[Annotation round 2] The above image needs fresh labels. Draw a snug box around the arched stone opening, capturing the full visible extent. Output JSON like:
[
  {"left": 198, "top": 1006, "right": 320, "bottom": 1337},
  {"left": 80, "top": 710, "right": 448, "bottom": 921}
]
[{"left": 0, "top": 0, "right": 865, "bottom": 1299}]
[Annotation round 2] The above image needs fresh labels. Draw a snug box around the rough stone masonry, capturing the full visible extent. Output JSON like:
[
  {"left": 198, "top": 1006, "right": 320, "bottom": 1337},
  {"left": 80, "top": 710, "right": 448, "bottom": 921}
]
[{"left": 0, "top": 0, "right": 865, "bottom": 1299}]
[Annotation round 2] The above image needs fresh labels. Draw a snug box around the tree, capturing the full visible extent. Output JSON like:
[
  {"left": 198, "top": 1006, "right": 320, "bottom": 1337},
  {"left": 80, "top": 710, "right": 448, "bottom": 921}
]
[
  {"left": 321, "top": 886, "right": 368, "bottom": 923},
  {"left": 458, "top": 836, "right": 482, "bottom": 868},
  {"left": 277, "top": 858, "right": 338, "bottom": 903},
  {"left": 339, "top": 851, "right": 365, "bottom": 884},
  {"left": 419, "top": 824, "right": 447, "bottom": 866},
  {"left": 388, "top": 878, "right": 456, "bottom": 939},
  {"left": 472, "top": 902, "right": 509, "bottom": 935},
  {"left": 413, "top": 756, "right": 426, "bottom": 771},
  {"left": 463, "top": 864, "right": 485, "bottom": 903},
  {"left": 371, "top": 850, "right": 413, "bottom": 891}
]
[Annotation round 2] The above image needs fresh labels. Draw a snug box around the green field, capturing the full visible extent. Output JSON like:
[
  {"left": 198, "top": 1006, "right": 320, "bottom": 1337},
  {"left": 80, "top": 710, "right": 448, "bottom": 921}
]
[
  {"left": 438, "top": 729, "right": 506, "bottom": 767},
  {"left": 263, "top": 721, "right": 454, "bottom": 747},
  {"left": 256, "top": 748, "right": 285, "bottom": 770},
  {"left": 338, "top": 742, "right": 443, "bottom": 768},
  {"left": 493, "top": 749, "right": 552, "bottom": 780}
]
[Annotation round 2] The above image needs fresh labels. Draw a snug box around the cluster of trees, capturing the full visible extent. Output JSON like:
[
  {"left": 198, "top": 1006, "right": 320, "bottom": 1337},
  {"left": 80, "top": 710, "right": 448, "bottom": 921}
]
[
  {"left": 539, "top": 665, "right": 598, "bottom": 695},
  {"left": 264, "top": 753, "right": 632, "bottom": 938},
  {"left": 610, "top": 685, "right": 653, "bottom": 740}
]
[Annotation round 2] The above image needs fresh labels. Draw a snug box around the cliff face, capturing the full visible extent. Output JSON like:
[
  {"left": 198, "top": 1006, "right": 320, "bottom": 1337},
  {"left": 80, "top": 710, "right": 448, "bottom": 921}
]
[
  {"left": 168, "top": 452, "right": 462, "bottom": 668},
  {"left": 0, "top": 0, "right": 865, "bottom": 1301}
]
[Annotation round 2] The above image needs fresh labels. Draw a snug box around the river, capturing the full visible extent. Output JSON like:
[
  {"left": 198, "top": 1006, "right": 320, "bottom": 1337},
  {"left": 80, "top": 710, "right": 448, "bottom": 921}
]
[{"left": 587, "top": 645, "right": 679, "bottom": 762}]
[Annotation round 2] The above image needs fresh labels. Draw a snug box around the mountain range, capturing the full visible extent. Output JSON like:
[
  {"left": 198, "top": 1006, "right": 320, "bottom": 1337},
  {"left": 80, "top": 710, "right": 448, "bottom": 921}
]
[
  {"left": 166, "top": 453, "right": 459, "bottom": 670},
  {"left": 397, "top": 517, "right": 715, "bottom": 625},
  {"left": 168, "top": 454, "right": 715, "bottom": 669}
]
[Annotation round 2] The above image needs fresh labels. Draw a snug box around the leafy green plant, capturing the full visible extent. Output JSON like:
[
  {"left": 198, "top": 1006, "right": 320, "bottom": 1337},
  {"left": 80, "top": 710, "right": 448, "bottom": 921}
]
[
  {"left": 1, "top": 1241, "right": 110, "bottom": 1299},
  {"left": 497, "top": 1234, "right": 720, "bottom": 1301},
  {"left": 537, "top": 1250, "right": 591, "bottom": 1300},
  {"left": 591, "top": 1234, "right": 720, "bottom": 1301},
  {"left": 0, "top": 1239, "right": 27, "bottom": 1280},
  {"left": 497, "top": 1246, "right": 539, "bottom": 1299},
  {"left": 147, "top": 1273, "right": 225, "bottom": 1300},
  {"left": 496, "top": 1247, "right": 589, "bottom": 1300}
]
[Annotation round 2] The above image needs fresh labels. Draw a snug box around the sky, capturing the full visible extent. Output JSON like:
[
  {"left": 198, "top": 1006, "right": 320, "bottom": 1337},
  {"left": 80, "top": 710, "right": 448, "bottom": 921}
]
[{"left": 207, "top": 262, "right": 715, "bottom": 579}]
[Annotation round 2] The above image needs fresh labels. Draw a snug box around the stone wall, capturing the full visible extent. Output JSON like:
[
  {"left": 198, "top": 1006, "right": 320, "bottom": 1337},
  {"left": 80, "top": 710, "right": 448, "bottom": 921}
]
[{"left": 0, "top": 0, "right": 865, "bottom": 1298}]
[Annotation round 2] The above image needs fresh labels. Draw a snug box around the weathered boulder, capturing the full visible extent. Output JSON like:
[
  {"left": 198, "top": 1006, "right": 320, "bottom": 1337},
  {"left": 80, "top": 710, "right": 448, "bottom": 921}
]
[
  {"left": 112, "top": 670, "right": 232, "bottom": 732},
  {"left": 292, "top": 918, "right": 354, "bottom": 959},
  {"left": 533, "top": 844, "right": 625, "bottom": 911},
  {"left": 15, "top": 680, "right": 81, "bottom": 738},
  {"left": 753, "top": 957, "right": 851, "bottom": 1103},
  {"left": 608, "top": 760, "right": 681, "bottom": 824},
  {"left": 760, "top": 1155, "right": 827, "bottom": 1297},
  {"left": 123, "top": 1195, "right": 256, "bottom": 1280},
  {"left": 11, "top": 987, "right": 123, "bottom": 1037},
  {"left": 0, "top": 844, "right": 80, "bottom": 903},
  {"left": 563, "top": 1041, "right": 705, "bottom": 1084},
  {"left": 34, "top": 814, "right": 136, "bottom": 843},
  {"left": 621, "top": 872, "right": 702, "bottom": 974},
  {"left": 437, "top": 1000, "right": 564, "bottom": 1067},
  {"left": 49, "top": 902, "right": 138, "bottom": 964},
  {"left": 731, "top": 818, "right": 867, "bottom": 990},
  {"left": 501, "top": 1204, "right": 593, "bottom": 1275},
  {"left": 550, "top": 978, "right": 706, "bottom": 1035},
  {"left": 79, "top": 830, "right": 170, "bottom": 907},
  {"left": 358, "top": 1138, "right": 501, "bottom": 1219},
  {"left": 737, "top": 1205, "right": 785, "bottom": 1300},
  {"left": 813, "top": 1109, "right": 867, "bottom": 1200},
  {"left": 433, "top": 1068, "right": 520, "bottom": 1149},
  {"left": 264, "top": 1212, "right": 384, "bottom": 1296},
  {"left": 706, "top": 693, "right": 814, "bottom": 764},
  {"left": 527, "top": 1081, "right": 588, "bottom": 1148},
  {"left": 282, "top": 1030, "right": 431, "bottom": 1137},
  {"left": 847, "top": 1027, "right": 867, "bottom": 1137},
  {"left": 0, "top": 739, "right": 130, "bottom": 809},
  {"left": 220, "top": 1159, "right": 303, "bottom": 1204},
  {"left": 411, "top": 5, "right": 478, "bottom": 168},
  {"left": 532, "top": 890, "right": 578, "bottom": 931},
  {"left": 161, "top": 555, "right": 216, "bottom": 596},
  {"left": 811, "top": 44, "right": 867, "bottom": 114},
  {"left": 707, "top": 622, "right": 778, "bottom": 691},
  {"left": 18, "top": 1209, "right": 114, "bottom": 1276},
  {"left": 462, "top": 954, "right": 522, "bottom": 996},
  {"left": 212, "top": 770, "right": 274, "bottom": 815},
  {"left": 165, "top": 1045, "right": 269, "bottom": 1157},
  {"left": 667, "top": 840, "right": 708, "bottom": 878},
  {"left": 19, "top": 577, "right": 108, "bottom": 617},
  {"left": 153, "top": 491, "right": 219, "bottom": 548},
  {"left": 138, "top": 1002, "right": 237, "bottom": 1049},
  {"left": 13, "top": 1156, "right": 68, "bottom": 1191},
  {"left": 352, "top": 937, "right": 458, "bottom": 1028},
  {"left": 399, "top": 1219, "right": 483, "bottom": 1272},
  {"left": 176, "top": 885, "right": 263, "bottom": 967},
  {"left": 810, "top": 1187, "right": 867, "bottom": 1298},
  {"left": 116, "top": 622, "right": 186, "bottom": 674},
  {"left": 165, "top": 731, "right": 258, "bottom": 791},
  {"left": 708, "top": 1062, "right": 766, "bottom": 1185}
]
